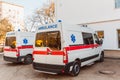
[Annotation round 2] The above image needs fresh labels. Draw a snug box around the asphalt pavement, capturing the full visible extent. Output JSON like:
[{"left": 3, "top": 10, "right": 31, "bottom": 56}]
[{"left": 0, "top": 51, "right": 120, "bottom": 80}]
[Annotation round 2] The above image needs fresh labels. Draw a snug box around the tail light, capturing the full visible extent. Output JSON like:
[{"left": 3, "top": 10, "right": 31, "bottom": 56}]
[
  {"left": 32, "top": 51, "right": 35, "bottom": 60},
  {"left": 16, "top": 49, "right": 20, "bottom": 57},
  {"left": 63, "top": 48, "right": 68, "bottom": 64},
  {"left": 16, "top": 53, "right": 20, "bottom": 57},
  {"left": 32, "top": 58, "right": 34, "bottom": 60}
]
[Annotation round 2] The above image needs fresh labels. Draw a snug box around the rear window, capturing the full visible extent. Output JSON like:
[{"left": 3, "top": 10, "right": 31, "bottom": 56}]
[
  {"left": 5, "top": 37, "right": 16, "bottom": 48},
  {"left": 35, "top": 31, "right": 61, "bottom": 50}
]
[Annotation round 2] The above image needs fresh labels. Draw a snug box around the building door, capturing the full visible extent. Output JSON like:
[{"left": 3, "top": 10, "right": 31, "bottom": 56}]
[{"left": 117, "top": 30, "right": 120, "bottom": 48}]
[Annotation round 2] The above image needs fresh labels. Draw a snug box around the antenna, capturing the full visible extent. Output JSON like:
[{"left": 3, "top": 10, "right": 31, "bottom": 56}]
[
  {"left": 82, "top": 24, "right": 87, "bottom": 27},
  {"left": 18, "top": 29, "right": 20, "bottom": 31}
]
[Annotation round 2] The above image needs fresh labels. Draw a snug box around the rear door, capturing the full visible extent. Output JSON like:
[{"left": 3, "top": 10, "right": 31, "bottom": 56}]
[
  {"left": 4, "top": 36, "right": 17, "bottom": 57},
  {"left": 33, "top": 31, "right": 64, "bottom": 65}
]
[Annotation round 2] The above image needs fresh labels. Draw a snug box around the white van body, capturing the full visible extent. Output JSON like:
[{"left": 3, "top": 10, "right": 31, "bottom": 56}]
[
  {"left": 4, "top": 31, "right": 35, "bottom": 64},
  {"left": 33, "top": 21, "right": 104, "bottom": 76}
]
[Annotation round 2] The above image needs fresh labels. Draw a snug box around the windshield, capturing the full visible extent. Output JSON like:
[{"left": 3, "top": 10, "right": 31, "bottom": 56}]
[
  {"left": 5, "top": 37, "right": 16, "bottom": 48},
  {"left": 35, "top": 31, "right": 61, "bottom": 50}
]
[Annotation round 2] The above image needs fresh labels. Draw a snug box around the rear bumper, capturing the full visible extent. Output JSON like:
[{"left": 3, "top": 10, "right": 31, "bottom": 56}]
[
  {"left": 33, "top": 62, "right": 74, "bottom": 74},
  {"left": 33, "top": 62, "right": 65, "bottom": 74},
  {"left": 4, "top": 56, "right": 24, "bottom": 63}
]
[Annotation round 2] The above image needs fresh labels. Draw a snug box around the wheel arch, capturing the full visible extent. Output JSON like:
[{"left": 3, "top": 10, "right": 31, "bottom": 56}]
[
  {"left": 69, "top": 58, "right": 81, "bottom": 76},
  {"left": 75, "top": 58, "right": 81, "bottom": 66},
  {"left": 26, "top": 54, "right": 33, "bottom": 57},
  {"left": 24, "top": 54, "right": 33, "bottom": 64}
]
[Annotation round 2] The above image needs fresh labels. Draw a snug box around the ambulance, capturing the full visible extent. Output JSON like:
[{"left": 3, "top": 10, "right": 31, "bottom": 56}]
[
  {"left": 33, "top": 20, "right": 104, "bottom": 76},
  {"left": 4, "top": 31, "right": 34, "bottom": 64}
]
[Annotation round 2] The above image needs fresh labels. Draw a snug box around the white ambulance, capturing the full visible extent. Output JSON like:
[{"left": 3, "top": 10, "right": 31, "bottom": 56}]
[
  {"left": 33, "top": 21, "right": 104, "bottom": 76},
  {"left": 4, "top": 31, "right": 34, "bottom": 64}
]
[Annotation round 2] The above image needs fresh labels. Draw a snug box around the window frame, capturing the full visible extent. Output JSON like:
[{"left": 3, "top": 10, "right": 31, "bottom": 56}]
[
  {"left": 5, "top": 37, "right": 16, "bottom": 48},
  {"left": 35, "top": 31, "right": 61, "bottom": 50},
  {"left": 115, "top": 0, "right": 120, "bottom": 8},
  {"left": 97, "top": 31, "right": 104, "bottom": 39},
  {"left": 82, "top": 32, "right": 94, "bottom": 45}
]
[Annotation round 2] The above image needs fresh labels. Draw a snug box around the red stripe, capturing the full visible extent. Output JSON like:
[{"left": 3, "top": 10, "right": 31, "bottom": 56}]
[
  {"left": 33, "top": 51, "right": 47, "bottom": 55},
  {"left": 33, "top": 44, "right": 99, "bottom": 55},
  {"left": 51, "top": 51, "right": 64, "bottom": 55},
  {"left": 65, "top": 44, "right": 99, "bottom": 51},
  {"left": 18, "top": 45, "right": 33, "bottom": 49},
  {"left": 4, "top": 48, "right": 17, "bottom": 52},
  {"left": 33, "top": 51, "right": 64, "bottom": 55},
  {"left": 4, "top": 45, "right": 33, "bottom": 52}
]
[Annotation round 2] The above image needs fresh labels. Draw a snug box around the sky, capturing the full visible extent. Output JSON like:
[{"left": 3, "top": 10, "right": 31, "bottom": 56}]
[{"left": 2, "top": 0, "right": 47, "bottom": 18}]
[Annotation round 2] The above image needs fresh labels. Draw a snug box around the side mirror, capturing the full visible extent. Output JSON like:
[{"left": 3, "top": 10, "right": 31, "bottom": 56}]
[
  {"left": 95, "top": 39, "right": 103, "bottom": 45},
  {"left": 99, "top": 39, "right": 103, "bottom": 45}
]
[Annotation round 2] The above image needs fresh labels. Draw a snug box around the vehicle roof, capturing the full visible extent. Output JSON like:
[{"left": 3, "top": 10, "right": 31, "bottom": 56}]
[{"left": 36, "top": 22, "right": 95, "bottom": 33}]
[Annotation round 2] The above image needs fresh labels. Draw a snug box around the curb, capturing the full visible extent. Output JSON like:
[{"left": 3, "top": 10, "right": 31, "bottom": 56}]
[{"left": 104, "top": 57, "right": 120, "bottom": 60}]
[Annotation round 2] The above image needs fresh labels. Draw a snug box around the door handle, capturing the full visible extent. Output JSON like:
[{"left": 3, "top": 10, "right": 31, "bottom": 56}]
[{"left": 47, "top": 51, "right": 52, "bottom": 55}]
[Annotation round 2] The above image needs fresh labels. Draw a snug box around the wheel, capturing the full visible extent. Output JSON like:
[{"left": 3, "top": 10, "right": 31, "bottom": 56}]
[
  {"left": 70, "top": 61, "right": 81, "bottom": 76},
  {"left": 24, "top": 55, "right": 33, "bottom": 64},
  {"left": 99, "top": 51, "right": 104, "bottom": 62}
]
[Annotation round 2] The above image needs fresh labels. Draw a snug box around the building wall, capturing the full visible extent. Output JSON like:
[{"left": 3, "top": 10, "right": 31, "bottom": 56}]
[
  {"left": 55, "top": 0, "right": 120, "bottom": 24},
  {"left": 55, "top": 0, "right": 120, "bottom": 50},
  {"left": 87, "top": 20, "right": 120, "bottom": 50},
  {"left": 0, "top": 1, "right": 24, "bottom": 31}
]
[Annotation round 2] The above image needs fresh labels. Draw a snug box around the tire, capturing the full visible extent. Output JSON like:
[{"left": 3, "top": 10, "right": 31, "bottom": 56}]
[
  {"left": 70, "top": 61, "right": 81, "bottom": 76},
  {"left": 24, "top": 55, "right": 33, "bottom": 64},
  {"left": 99, "top": 51, "right": 104, "bottom": 62}
]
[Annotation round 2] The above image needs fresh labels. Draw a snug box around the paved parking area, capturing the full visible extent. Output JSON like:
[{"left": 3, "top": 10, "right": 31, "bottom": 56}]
[{"left": 0, "top": 51, "right": 120, "bottom": 80}]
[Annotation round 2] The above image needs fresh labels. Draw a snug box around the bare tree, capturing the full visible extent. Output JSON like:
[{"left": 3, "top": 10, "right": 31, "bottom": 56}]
[
  {"left": 26, "top": 2, "right": 55, "bottom": 31},
  {"left": 0, "top": 18, "right": 13, "bottom": 44}
]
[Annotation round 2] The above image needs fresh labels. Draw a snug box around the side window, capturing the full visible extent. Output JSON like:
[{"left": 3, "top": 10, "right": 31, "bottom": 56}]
[
  {"left": 94, "top": 34, "right": 99, "bottom": 44},
  {"left": 94, "top": 34, "right": 99, "bottom": 41},
  {"left": 94, "top": 34, "right": 103, "bottom": 45},
  {"left": 82, "top": 32, "right": 94, "bottom": 45}
]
